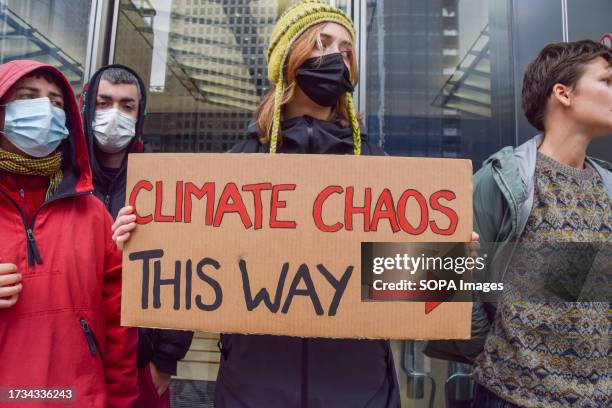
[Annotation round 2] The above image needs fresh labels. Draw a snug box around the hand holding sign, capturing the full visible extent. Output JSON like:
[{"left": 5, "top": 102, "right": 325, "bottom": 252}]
[
  {"left": 112, "top": 206, "right": 137, "bottom": 250},
  {"left": 120, "top": 153, "right": 473, "bottom": 340}
]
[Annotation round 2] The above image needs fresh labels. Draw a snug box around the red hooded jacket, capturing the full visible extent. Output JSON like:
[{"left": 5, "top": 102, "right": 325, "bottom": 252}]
[{"left": 0, "top": 60, "right": 138, "bottom": 407}]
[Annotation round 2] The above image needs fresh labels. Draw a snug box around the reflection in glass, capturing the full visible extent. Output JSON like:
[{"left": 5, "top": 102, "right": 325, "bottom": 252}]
[
  {"left": 113, "top": 1, "right": 331, "bottom": 404},
  {"left": 115, "top": 0, "right": 311, "bottom": 153},
  {"left": 0, "top": 0, "right": 92, "bottom": 87},
  {"left": 365, "top": 0, "right": 514, "bottom": 168},
  {"left": 364, "top": 1, "right": 514, "bottom": 407}
]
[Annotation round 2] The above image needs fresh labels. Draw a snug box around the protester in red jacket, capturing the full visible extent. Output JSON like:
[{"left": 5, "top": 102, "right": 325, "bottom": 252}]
[{"left": 0, "top": 60, "right": 138, "bottom": 407}]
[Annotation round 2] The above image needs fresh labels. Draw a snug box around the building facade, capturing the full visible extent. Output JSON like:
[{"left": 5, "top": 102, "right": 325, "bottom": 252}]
[{"left": 1, "top": 0, "right": 610, "bottom": 406}]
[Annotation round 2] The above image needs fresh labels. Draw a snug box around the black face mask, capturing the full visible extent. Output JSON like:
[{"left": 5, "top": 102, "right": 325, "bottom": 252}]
[{"left": 295, "top": 53, "right": 354, "bottom": 107}]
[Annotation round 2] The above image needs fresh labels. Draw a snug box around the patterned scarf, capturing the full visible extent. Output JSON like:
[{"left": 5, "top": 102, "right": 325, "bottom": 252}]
[{"left": 0, "top": 148, "right": 63, "bottom": 200}]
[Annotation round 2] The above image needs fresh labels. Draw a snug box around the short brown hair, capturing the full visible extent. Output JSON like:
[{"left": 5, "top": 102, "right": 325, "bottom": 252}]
[{"left": 522, "top": 40, "right": 612, "bottom": 131}]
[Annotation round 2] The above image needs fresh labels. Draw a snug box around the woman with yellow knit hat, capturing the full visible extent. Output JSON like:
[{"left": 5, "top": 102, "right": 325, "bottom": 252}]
[
  {"left": 112, "top": 1, "right": 401, "bottom": 406},
  {"left": 230, "top": 0, "right": 371, "bottom": 156},
  {"left": 217, "top": 1, "right": 400, "bottom": 406}
]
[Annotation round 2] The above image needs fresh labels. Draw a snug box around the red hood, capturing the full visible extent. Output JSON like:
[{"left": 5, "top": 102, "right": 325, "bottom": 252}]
[{"left": 0, "top": 60, "right": 92, "bottom": 193}]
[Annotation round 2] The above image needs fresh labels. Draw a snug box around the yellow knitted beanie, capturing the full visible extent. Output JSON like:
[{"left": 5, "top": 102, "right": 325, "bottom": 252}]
[{"left": 266, "top": 0, "right": 361, "bottom": 155}]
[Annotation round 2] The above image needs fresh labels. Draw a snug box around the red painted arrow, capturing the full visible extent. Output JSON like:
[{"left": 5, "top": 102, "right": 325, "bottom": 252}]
[
  {"left": 425, "top": 301, "right": 443, "bottom": 314},
  {"left": 368, "top": 271, "right": 455, "bottom": 314}
]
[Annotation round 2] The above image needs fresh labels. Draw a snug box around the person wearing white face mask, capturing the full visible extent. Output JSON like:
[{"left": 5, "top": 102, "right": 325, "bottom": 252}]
[
  {"left": 93, "top": 106, "right": 137, "bottom": 154},
  {"left": 79, "top": 65, "right": 145, "bottom": 215},
  {"left": 80, "top": 65, "right": 194, "bottom": 408},
  {"left": 0, "top": 60, "right": 138, "bottom": 407}
]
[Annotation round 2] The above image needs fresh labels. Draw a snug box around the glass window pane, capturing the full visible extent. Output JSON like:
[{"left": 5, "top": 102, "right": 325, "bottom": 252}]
[
  {"left": 365, "top": 1, "right": 515, "bottom": 407},
  {"left": 365, "top": 0, "right": 515, "bottom": 168},
  {"left": 114, "top": 0, "right": 327, "bottom": 154},
  {"left": 0, "top": 1, "right": 93, "bottom": 87},
  {"left": 112, "top": 1, "right": 332, "bottom": 403}
]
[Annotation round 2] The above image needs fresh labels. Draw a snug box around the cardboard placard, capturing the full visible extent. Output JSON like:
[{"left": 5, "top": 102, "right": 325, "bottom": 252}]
[{"left": 121, "top": 153, "right": 472, "bottom": 339}]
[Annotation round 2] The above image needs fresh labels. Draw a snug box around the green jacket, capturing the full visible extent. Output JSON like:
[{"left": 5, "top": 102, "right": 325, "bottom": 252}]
[{"left": 425, "top": 134, "right": 612, "bottom": 363}]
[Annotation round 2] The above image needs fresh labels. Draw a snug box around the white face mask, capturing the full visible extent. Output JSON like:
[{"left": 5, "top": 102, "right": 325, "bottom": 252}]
[{"left": 92, "top": 108, "right": 137, "bottom": 154}]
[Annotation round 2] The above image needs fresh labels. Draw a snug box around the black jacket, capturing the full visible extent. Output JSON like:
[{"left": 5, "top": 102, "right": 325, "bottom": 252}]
[
  {"left": 81, "top": 64, "right": 194, "bottom": 375},
  {"left": 215, "top": 116, "right": 400, "bottom": 407}
]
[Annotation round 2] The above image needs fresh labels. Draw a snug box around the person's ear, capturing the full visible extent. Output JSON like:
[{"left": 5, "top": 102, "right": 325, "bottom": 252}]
[{"left": 551, "top": 83, "right": 572, "bottom": 108}]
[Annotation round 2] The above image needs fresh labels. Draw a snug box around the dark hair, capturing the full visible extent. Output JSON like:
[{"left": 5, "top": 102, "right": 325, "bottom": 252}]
[
  {"left": 0, "top": 68, "right": 66, "bottom": 105},
  {"left": 100, "top": 67, "right": 141, "bottom": 99},
  {"left": 522, "top": 40, "right": 612, "bottom": 131},
  {"left": 24, "top": 70, "right": 64, "bottom": 90}
]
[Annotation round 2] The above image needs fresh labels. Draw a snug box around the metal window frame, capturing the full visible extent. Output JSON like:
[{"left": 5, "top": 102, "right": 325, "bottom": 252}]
[
  {"left": 107, "top": 0, "right": 121, "bottom": 64},
  {"left": 329, "top": 0, "right": 366, "bottom": 116},
  {"left": 84, "top": 0, "right": 116, "bottom": 83},
  {"left": 84, "top": 0, "right": 101, "bottom": 82},
  {"left": 355, "top": 0, "right": 366, "bottom": 120},
  {"left": 561, "top": 0, "right": 569, "bottom": 41}
]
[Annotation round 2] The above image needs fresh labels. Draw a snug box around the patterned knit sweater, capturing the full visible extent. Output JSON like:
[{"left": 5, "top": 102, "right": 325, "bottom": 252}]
[{"left": 473, "top": 152, "right": 611, "bottom": 408}]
